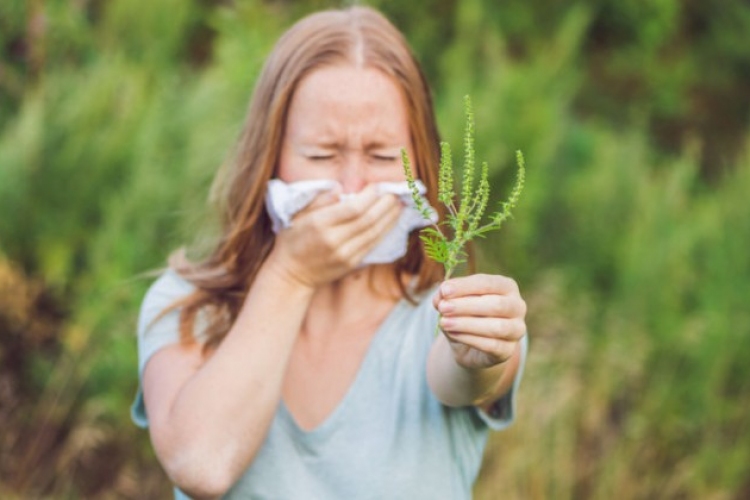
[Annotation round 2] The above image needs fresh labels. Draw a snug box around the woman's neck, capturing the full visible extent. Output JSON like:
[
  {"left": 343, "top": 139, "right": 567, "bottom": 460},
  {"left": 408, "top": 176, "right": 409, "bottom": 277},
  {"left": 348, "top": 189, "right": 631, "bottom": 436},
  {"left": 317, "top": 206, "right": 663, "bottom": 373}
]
[{"left": 301, "top": 265, "right": 403, "bottom": 339}]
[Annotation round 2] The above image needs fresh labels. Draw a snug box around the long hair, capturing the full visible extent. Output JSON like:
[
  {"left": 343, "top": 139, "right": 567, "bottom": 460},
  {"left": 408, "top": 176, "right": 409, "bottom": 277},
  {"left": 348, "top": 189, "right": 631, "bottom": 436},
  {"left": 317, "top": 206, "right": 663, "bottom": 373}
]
[{"left": 168, "top": 6, "right": 446, "bottom": 351}]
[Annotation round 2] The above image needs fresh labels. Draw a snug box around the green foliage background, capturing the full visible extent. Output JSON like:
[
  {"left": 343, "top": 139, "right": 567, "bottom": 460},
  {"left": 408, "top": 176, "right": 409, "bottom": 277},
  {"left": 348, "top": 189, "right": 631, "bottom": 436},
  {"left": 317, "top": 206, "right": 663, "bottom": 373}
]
[{"left": 1, "top": 0, "right": 749, "bottom": 497}]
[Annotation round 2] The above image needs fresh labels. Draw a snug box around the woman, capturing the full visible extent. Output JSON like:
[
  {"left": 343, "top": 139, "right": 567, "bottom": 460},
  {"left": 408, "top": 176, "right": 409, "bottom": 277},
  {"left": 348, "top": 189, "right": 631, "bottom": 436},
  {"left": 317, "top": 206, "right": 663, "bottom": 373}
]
[{"left": 131, "top": 6, "right": 527, "bottom": 499}]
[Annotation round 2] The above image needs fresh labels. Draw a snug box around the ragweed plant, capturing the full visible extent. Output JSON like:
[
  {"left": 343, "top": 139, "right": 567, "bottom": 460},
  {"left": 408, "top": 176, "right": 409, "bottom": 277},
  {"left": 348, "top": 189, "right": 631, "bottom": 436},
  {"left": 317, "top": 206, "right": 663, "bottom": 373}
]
[{"left": 402, "top": 95, "right": 526, "bottom": 282}]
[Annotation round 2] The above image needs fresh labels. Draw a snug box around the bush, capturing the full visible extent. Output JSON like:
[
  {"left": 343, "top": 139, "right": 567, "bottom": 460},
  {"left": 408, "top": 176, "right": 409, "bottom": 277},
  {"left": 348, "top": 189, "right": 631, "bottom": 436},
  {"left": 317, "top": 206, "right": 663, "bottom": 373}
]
[{"left": 1, "top": 0, "right": 748, "bottom": 497}]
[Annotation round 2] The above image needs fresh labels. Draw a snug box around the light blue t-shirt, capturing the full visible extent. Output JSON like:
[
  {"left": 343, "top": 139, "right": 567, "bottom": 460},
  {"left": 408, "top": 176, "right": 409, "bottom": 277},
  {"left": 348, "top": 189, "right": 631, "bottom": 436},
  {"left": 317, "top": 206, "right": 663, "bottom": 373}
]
[{"left": 131, "top": 270, "right": 527, "bottom": 499}]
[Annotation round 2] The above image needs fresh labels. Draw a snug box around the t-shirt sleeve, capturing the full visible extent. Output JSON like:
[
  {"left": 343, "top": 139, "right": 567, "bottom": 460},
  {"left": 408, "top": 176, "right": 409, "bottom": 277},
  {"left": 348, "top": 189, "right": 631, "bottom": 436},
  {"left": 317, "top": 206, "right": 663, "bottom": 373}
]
[
  {"left": 130, "top": 270, "right": 197, "bottom": 428},
  {"left": 475, "top": 333, "right": 529, "bottom": 431}
]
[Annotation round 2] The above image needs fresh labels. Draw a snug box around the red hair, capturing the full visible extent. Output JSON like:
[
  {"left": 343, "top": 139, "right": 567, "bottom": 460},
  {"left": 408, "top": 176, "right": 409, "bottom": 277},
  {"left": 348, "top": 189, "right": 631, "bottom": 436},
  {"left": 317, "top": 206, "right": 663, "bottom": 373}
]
[{"left": 167, "top": 7, "right": 445, "bottom": 351}]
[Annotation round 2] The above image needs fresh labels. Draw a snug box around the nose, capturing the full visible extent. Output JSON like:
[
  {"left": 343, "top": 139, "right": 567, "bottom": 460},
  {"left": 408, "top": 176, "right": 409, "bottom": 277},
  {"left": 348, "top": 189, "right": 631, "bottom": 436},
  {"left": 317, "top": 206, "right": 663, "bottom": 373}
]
[{"left": 339, "top": 153, "right": 367, "bottom": 194}]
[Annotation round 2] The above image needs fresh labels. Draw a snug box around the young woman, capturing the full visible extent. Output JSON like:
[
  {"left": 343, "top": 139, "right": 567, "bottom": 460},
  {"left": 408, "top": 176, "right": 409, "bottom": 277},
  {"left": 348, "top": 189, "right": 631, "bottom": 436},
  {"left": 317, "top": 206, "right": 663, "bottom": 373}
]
[{"left": 131, "top": 6, "right": 527, "bottom": 499}]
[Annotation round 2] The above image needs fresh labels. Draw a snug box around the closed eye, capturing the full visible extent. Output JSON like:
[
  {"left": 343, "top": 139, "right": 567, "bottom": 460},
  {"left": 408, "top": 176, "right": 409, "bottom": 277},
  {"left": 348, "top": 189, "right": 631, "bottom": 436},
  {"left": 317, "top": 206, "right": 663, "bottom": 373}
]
[
  {"left": 307, "top": 154, "right": 335, "bottom": 161},
  {"left": 372, "top": 154, "right": 398, "bottom": 162}
]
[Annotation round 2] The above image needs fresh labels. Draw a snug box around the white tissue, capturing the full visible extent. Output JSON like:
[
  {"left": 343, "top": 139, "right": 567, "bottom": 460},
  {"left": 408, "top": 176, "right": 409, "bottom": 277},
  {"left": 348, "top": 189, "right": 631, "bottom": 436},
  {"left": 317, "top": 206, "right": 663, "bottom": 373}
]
[{"left": 265, "top": 179, "right": 438, "bottom": 265}]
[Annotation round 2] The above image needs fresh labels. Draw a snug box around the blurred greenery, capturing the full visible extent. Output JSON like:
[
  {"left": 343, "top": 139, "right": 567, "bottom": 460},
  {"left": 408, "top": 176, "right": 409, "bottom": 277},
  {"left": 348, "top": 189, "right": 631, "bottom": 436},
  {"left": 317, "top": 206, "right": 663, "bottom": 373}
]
[{"left": 1, "top": 0, "right": 749, "bottom": 498}]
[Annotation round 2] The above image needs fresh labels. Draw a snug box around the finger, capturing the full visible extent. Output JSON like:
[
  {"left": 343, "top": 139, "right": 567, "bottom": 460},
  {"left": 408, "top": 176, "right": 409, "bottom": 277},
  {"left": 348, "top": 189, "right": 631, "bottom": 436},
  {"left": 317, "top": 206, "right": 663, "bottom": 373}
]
[
  {"left": 337, "top": 197, "right": 403, "bottom": 262},
  {"left": 305, "top": 190, "right": 342, "bottom": 211},
  {"left": 438, "top": 293, "right": 526, "bottom": 319},
  {"left": 444, "top": 334, "right": 519, "bottom": 363},
  {"left": 432, "top": 288, "right": 442, "bottom": 310},
  {"left": 289, "top": 192, "right": 400, "bottom": 270},
  {"left": 317, "top": 192, "right": 401, "bottom": 248},
  {"left": 289, "top": 188, "right": 401, "bottom": 268},
  {"left": 440, "top": 274, "right": 520, "bottom": 299},
  {"left": 293, "top": 186, "right": 385, "bottom": 240},
  {"left": 291, "top": 190, "right": 343, "bottom": 223},
  {"left": 340, "top": 192, "right": 401, "bottom": 235},
  {"left": 315, "top": 185, "right": 381, "bottom": 225},
  {"left": 439, "top": 316, "right": 526, "bottom": 341}
]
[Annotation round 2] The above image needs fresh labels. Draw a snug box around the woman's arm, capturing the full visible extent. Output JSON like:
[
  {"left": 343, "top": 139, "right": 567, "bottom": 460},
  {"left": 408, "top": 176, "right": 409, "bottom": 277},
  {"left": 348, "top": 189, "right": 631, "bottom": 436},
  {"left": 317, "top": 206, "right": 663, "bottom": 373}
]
[
  {"left": 142, "top": 187, "right": 402, "bottom": 498},
  {"left": 143, "top": 261, "right": 314, "bottom": 499},
  {"left": 426, "top": 274, "right": 527, "bottom": 408}
]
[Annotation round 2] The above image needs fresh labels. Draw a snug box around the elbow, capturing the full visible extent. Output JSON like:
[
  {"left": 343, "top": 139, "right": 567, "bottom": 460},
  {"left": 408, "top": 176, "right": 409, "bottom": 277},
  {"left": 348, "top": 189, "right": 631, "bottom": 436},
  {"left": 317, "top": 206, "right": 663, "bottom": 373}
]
[
  {"left": 152, "top": 430, "right": 251, "bottom": 499},
  {"left": 149, "top": 416, "right": 268, "bottom": 498},
  {"left": 164, "top": 452, "right": 236, "bottom": 500}
]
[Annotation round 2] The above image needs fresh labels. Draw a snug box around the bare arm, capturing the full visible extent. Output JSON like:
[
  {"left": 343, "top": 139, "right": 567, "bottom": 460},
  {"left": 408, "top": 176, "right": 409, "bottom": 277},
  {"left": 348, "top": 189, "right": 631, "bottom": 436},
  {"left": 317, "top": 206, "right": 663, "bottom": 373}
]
[
  {"left": 143, "top": 261, "right": 314, "bottom": 498},
  {"left": 426, "top": 274, "right": 527, "bottom": 408},
  {"left": 427, "top": 333, "right": 522, "bottom": 408},
  {"left": 142, "top": 187, "right": 402, "bottom": 498}
]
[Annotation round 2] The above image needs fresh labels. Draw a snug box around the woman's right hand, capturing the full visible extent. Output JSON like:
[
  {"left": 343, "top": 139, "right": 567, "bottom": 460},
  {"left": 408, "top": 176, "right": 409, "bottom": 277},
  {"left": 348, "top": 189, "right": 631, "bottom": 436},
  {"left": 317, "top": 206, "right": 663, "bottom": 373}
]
[{"left": 265, "top": 184, "right": 403, "bottom": 288}]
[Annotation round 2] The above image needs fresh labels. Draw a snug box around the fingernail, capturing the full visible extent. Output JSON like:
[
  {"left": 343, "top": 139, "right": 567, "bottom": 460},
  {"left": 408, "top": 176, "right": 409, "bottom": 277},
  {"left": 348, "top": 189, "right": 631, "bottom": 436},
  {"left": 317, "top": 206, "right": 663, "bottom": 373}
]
[
  {"left": 440, "top": 317, "right": 454, "bottom": 329},
  {"left": 441, "top": 283, "right": 453, "bottom": 297},
  {"left": 439, "top": 300, "right": 454, "bottom": 313}
]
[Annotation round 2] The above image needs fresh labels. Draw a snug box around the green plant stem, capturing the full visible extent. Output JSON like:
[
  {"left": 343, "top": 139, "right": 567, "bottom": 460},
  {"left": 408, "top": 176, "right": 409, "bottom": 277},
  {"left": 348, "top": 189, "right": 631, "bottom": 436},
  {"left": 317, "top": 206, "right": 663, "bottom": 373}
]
[{"left": 402, "top": 95, "right": 526, "bottom": 337}]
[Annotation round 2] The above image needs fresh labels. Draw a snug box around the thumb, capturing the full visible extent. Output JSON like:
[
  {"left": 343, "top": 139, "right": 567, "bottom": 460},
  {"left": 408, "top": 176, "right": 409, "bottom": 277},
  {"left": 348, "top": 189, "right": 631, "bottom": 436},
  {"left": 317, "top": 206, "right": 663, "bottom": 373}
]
[{"left": 300, "top": 188, "right": 341, "bottom": 214}]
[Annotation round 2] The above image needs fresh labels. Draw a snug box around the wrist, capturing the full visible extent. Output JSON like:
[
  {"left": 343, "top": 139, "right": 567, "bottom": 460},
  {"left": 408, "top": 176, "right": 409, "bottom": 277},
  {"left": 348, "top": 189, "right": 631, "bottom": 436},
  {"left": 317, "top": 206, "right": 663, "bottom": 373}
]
[{"left": 260, "top": 250, "right": 317, "bottom": 294}]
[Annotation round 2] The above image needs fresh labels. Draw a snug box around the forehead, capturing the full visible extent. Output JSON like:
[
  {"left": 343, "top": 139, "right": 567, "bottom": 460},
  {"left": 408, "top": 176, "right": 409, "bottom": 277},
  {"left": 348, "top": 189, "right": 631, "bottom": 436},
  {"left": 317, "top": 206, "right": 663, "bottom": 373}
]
[
  {"left": 295, "top": 63, "right": 403, "bottom": 99},
  {"left": 285, "top": 64, "right": 409, "bottom": 141}
]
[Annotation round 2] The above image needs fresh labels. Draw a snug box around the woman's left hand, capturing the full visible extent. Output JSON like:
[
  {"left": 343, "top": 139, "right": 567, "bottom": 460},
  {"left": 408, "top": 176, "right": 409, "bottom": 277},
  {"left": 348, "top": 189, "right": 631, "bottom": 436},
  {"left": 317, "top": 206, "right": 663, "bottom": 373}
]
[{"left": 432, "top": 274, "right": 527, "bottom": 370}]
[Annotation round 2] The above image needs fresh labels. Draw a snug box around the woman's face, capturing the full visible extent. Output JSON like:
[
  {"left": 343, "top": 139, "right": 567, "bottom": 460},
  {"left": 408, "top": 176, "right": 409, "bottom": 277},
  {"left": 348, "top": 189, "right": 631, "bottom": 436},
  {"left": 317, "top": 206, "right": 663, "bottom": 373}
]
[{"left": 277, "top": 64, "right": 413, "bottom": 193}]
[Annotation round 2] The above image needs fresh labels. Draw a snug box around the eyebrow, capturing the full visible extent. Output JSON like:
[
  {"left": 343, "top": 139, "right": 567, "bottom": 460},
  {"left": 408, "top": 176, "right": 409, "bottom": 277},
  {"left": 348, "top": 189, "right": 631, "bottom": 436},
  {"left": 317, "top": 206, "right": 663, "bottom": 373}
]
[
  {"left": 296, "top": 141, "right": 404, "bottom": 151},
  {"left": 295, "top": 142, "right": 340, "bottom": 154},
  {"left": 364, "top": 141, "right": 402, "bottom": 150}
]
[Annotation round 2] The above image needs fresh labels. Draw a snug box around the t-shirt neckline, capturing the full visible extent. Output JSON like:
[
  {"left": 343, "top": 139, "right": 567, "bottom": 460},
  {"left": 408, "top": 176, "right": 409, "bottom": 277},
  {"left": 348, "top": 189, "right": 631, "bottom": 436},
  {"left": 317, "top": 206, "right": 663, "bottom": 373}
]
[{"left": 277, "top": 296, "right": 412, "bottom": 444}]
